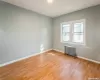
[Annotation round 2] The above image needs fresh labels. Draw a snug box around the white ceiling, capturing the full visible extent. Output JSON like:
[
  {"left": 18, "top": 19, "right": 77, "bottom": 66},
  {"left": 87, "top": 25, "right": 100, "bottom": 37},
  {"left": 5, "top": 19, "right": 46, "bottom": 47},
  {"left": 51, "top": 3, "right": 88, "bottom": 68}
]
[{"left": 2, "top": 0, "right": 100, "bottom": 17}]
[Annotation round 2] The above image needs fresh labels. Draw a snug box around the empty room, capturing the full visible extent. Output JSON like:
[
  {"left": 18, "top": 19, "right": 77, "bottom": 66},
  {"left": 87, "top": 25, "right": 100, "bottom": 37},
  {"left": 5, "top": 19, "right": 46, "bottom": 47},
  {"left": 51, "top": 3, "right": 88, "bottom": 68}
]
[{"left": 0, "top": 0, "right": 100, "bottom": 80}]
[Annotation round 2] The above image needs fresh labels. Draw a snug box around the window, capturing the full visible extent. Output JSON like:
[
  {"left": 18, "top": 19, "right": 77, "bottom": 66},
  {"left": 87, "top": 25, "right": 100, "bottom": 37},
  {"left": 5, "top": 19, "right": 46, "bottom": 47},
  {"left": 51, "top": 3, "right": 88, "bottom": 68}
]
[{"left": 61, "top": 19, "right": 85, "bottom": 45}]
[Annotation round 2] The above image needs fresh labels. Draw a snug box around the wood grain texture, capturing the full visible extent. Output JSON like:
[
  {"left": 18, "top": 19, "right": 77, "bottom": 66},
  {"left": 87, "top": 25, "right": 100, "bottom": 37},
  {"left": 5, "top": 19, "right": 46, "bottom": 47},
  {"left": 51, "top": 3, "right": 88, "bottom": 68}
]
[{"left": 0, "top": 50, "right": 100, "bottom": 80}]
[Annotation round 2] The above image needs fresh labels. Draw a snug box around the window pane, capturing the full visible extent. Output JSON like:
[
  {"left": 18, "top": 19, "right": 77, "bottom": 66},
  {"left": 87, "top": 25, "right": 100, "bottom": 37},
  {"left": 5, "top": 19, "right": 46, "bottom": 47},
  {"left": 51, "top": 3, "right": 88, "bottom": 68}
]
[
  {"left": 62, "top": 24, "right": 70, "bottom": 42},
  {"left": 62, "top": 33, "right": 70, "bottom": 41},
  {"left": 73, "top": 33, "right": 83, "bottom": 43},
  {"left": 74, "top": 23, "right": 83, "bottom": 32},
  {"left": 62, "top": 24, "right": 70, "bottom": 32}
]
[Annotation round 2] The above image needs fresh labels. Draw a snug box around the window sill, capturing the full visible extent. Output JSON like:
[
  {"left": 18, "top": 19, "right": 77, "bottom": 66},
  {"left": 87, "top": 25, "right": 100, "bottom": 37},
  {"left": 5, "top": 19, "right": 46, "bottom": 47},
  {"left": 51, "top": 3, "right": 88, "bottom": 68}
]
[{"left": 61, "top": 41, "right": 85, "bottom": 46}]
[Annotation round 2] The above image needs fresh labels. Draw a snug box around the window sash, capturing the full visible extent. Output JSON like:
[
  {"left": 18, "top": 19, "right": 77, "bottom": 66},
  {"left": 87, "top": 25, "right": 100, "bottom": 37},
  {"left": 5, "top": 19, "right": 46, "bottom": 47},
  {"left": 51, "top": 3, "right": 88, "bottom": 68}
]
[
  {"left": 72, "top": 32, "right": 84, "bottom": 43},
  {"left": 73, "top": 22, "right": 84, "bottom": 33},
  {"left": 62, "top": 33, "right": 70, "bottom": 42}
]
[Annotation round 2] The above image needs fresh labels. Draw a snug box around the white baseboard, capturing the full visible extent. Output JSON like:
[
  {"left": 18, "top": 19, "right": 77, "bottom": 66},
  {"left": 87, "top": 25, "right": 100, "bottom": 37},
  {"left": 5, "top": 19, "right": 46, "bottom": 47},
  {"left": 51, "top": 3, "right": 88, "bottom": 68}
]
[
  {"left": 78, "top": 56, "right": 100, "bottom": 64},
  {"left": 0, "top": 49, "right": 52, "bottom": 67},
  {"left": 53, "top": 49, "right": 64, "bottom": 53},
  {"left": 1, "top": 49, "right": 99, "bottom": 67},
  {"left": 53, "top": 49, "right": 100, "bottom": 64}
]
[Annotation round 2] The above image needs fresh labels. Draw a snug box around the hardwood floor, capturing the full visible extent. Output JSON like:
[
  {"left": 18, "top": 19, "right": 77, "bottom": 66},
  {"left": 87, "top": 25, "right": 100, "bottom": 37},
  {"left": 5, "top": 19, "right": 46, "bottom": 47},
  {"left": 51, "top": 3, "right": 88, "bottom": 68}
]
[{"left": 0, "top": 50, "right": 100, "bottom": 80}]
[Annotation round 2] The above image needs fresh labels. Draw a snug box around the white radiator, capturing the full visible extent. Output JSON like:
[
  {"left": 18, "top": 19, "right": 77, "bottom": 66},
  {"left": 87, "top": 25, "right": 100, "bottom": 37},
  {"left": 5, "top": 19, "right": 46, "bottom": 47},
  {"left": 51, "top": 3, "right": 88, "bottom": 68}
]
[{"left": 64, "top": 46, "right": 77, "bottom": 57}]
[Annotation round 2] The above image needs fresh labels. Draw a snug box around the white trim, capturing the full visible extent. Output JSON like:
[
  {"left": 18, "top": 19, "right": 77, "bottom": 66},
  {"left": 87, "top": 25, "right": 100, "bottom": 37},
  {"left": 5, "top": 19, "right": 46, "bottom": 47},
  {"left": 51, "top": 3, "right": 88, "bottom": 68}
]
[
  {"left": 53, "top": 49, "right": 65, "bottom": 53},
  {"left": 61, "top": 19, "right": 86, "bottom": 45},
  {"left": 61, "top": 41, "right": 85, "bottom": 46},
  {"left": 1, "top": 49, "right": 99, "bottom": 67},
  {"left": 53, "top": 49, "right": 100, "bottom": 64},
  {"left": 0, "top": 49, "right": 52, "bottom": 67},
  {"left": 78, "top": 56, "right": 100, "bottom": 64},
  {"left": 61, "top": 19, "right": 86, "bottom": 25}
]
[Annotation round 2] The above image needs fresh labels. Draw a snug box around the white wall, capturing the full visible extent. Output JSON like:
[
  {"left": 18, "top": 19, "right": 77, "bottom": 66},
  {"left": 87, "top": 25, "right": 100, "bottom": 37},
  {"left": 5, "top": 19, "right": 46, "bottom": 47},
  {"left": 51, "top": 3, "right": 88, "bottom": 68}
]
[
  {"left": 0, "top": 1, "right": 100, "bottom": 64},
  {"left": 53, "top": 5, "right": 100, "bottom": 62},
  {"left": 0, "top": 1, "right": 53, "bottom": 64}
]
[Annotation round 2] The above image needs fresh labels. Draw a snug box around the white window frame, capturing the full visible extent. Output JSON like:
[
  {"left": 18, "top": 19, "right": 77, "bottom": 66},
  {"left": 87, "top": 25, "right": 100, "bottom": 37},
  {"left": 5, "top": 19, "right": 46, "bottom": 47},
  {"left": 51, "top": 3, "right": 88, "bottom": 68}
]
[{"left": 61, "top": 19, "right": 86, "bottom": 45}]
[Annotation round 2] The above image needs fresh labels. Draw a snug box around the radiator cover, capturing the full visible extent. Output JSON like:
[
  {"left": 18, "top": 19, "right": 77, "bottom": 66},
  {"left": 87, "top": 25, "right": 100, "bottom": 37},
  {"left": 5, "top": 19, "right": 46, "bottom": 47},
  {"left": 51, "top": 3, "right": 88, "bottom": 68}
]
[{"left": 64, "top": 45, "right": 77, "bottom": 57}]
